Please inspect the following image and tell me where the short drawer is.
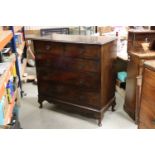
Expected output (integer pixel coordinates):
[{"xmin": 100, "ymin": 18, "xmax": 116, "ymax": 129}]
[
  {"xmin": 64, "ymin": 43, "xmax": 100, "ymax": 59},
  {"xmin": 37, "ymin": 70, "xmax": 100, "ymax": 90},
  {"xmin": 34, "ymin": 41, "xmax": 64, "ymax": 56},
  {"xmin": 38, "ymin": 83, "xmax": 100, "ymax": 109},
  {"xmin": 36, "ymin": 56, "xmax": 100, "ymax": 73}
]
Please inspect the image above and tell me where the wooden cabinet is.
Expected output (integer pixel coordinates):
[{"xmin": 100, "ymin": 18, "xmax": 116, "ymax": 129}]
[
  {"xmin": 138, "ymin": 60, "xmax": 155, "ymax": 129},
  {"xmin": 128, "ymin": 30, "xmax": 155, "ymax": 54},
  {"xmin": 124, "ymin": 52, "xmax": 155, "ymax": 123},
  {"xmin": 124, "ymin": 29, "xmax": 155, "ymax": 123},
  {"xmin": 28, "ymin": 34, "xmax": 117, "ymax": 126}
]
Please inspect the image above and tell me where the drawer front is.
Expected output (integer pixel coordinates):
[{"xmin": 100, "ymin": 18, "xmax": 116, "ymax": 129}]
[
  {"xmin": 38, "ymin": 83, "xmax": 100, "ymax": 109},
  {"xmin": 36, "ymin": 56, "xmax": 100, "ymax": 73},
  {"xmin": 143, "ymin": 68, "xmax": 155, "ymax": 86},
  {"xmin": 34, "ymin": 41, "xmax": 64, "ymax": 56},
  {"xmin": 37, "ymin": 70, "xmax": 100, "ymax": 90},
  {"xmin": 139, "ymin": 99, "xmax": 155, "ymax": 129},
  {"xmin": 64, "ymin": 44, "xmax": 100, "ymax": 59},
  {"xmin": 139, "ymin": 68, "xmax": 155, "ymax": 128}
]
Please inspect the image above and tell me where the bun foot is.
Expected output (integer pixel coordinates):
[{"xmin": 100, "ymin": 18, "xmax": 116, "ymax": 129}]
[
  {"xmin": 39, "ymin": 103, "xmax": 43, "ymax": 109},
  {"xmin": 98, "ymin": 120, "xmax": 102, "ymax": 127},
  {"xmin": 111, "ymin": 100, "xmax": 116, "ymax": 112},
  {"xmin": 38, "ymin": 98, "xmax": 43, "ymax": 109}
]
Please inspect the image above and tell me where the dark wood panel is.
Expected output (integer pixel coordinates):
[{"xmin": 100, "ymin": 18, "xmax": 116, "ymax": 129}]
[
  {"xmin": 124, "ymin": 56, "xmax": 139, "ymax": 120},
  {"xmin": 64, "ymin": 44, "xmax": 100, "ymax": 59},
  {"xmin": 36, "ymin": 55, "xmax": 100, "ymax": 73},
  {"xmin": 101, "ymin": 41, "xmax": 117, "ymax": 107},
  {"xmin": 37, "ymin": 70, "xmax": 100, "ymax": 90},
  {"xmin": 34, "ymin": 41, "xmax": 64, "ymax": 56},
  {"xmin": 38, "ymin": 83, "xmax": 100, "ymax": 109}
]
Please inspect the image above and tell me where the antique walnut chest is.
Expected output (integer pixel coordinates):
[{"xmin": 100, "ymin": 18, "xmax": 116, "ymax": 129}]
[{"xmin": 26, "ymin": 34, "xmax": 117, "ymax": 126}]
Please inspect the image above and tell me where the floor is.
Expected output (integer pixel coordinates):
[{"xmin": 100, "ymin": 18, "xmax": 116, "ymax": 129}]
[{"xmin": 19, "ymin": 67, "xmax": 137, "ymax": 129}]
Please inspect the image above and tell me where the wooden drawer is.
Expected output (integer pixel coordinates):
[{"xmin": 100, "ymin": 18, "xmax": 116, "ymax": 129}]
[
  {"xmin": 64, "ymin": 43, "xmax": 100, "ymax": 59},
  {"xmin": 139, "ymin": 98, "xmax": 155, "ymax": 129},
  {"xmin": 143, "ymin": 68, "xmax": 155, "ymax": 86},
  {"xmin": 37, "ymin": 70, "xmax": 100, "ymax": 90},
  {"xmin": 34, "ymin": 41, "xmax": 64, "ymax": 56},
  {"xmin": 141, "ymin": 83, "xmax": 155, "ymax": 107},
  {"xmin": 36, "ymin": 56, "xmax": 100, "ymax": 73},
  {"xmin": 38, "ymin": 83, "xmax": 100, "ymax": 109}
]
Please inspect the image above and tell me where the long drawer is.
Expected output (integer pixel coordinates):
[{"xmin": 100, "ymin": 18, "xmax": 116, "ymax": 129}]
[
  {"xmin": 36, "ymin": 56, "xmax": 100, "ymax": 73},
  {"xmin": 37, "ymin": 70, "xmax": 100, "ymax": 90},
  {"xmin": 38, "ymin": 83, "xmax": 100, "ymax": 109},
  {"xmin": 34, "ymin": 41, "xmax": 101, "ymax": 60}
]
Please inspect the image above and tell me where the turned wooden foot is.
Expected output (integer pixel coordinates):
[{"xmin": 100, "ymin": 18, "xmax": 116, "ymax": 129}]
[
  {"xmin": 111, "ymin": 99, "xmax": 116, "ymax": 112},
  {"xmin": 39, "ymin": 103, "xmax": 43, "ymax": 109},
  {"xmin": 38, "ymin": 97, "xmax": 43, "ymax": 109},
  {"xmin": 98, "ymin": 119, "xmax": 102, "ymax": 127}
]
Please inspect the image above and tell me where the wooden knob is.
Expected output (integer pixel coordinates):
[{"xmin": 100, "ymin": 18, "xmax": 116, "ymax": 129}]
[
  {"xmin": 79, "ymin": 64, "xmax": 84, "ymax": 69},
  {"xmin": 79, "ymin": 80, "xmax": 83, "ymax": 85},
  {"xmin": 79, "ymin": 48, "xmax": 85, "ymax": 54},
  {"xmin": 46, "ymin": 45, "xmax": 51, "ymax": 50},
  {"xmin": 79, "ymin": 95, "xmax": 85, "ymax": 100}
]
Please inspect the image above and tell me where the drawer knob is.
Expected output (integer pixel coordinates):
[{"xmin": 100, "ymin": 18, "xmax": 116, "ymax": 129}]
[
  {"xmin": 46, "ymin": 45, "xmax": 51, "ymax": 50},
  {"xmin": 152, "ymin": 120, "xmax": 155, "ymax": 125},
  {"xmin": 79, "ymin": 96, "xmax": 85, "ymax": 100},
  {"xmin": 79, "ymin": 80, "xmax": 83, "ymax": 85},
  {"xmin": 79, "ymin": 64, "xmax": 85, "ymax": 69},
  {"xmin": 79, "ymin": 48, "xmax": 85, "ymax": 54}
]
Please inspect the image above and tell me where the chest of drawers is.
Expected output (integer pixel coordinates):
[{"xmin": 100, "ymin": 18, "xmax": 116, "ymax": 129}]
[
  {"xmin": 138, "ymin": 60, "xmax": 155, "ymax": 129},
  {"xmin": 30, "ymin": 34, "xmax": 117, "ymax": 126}
]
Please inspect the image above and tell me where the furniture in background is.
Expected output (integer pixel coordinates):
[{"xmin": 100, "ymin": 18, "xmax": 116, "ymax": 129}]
[
  {"xmin": 124, "ymin": 30, "xmax": 155, "ymax": 123},
  {"xmin": 26, "ymin": 34, "xmax": 117, "ymax": 126},
  {"xmin": 138, "ymin": 60, "xmax": 155, "ymax": 129},
  {"xmin": 127, "ymin": 29, "xmax": 155, "ymax": 54},
  {"xmin": 40, "ymin": 28, "xmax": 69, "ymax": 36},
  {"xmin": 124, "ymin": 52, "xmax": 155, "ymax": 123},
  {"xmin": 115, "ymin": 56, "xmax": 128, "ymax": 98},
  {"xmin": 0, "ymin": 30, "xmax": 20, "ymax": 128}
]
